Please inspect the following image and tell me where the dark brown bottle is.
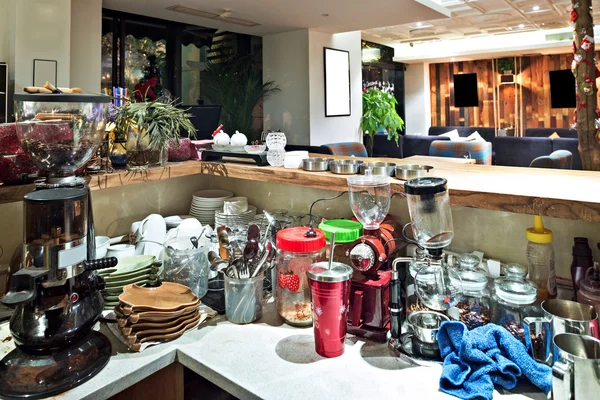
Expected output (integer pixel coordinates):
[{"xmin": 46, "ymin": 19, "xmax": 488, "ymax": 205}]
[{"xmin": 571, "ymin": 237, "xmax": 593, "ymax": 301}]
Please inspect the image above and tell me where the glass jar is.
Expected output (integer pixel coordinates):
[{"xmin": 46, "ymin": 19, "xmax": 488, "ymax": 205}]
[
  {"xmin": 491, "ymin": 264, "xmax": 539, "ymax": 344},
  {"xmin": 163, "ymin": 237, "xmax": 209, "ymax": 298},
  {"xmin": 265, "ymin": 131, "xmax": 287, "ymax": 149},
  {"xmin": 449, "ymin": 254, "xmax": 491, "ymax": 329},
  {"xmin": 148, "ymin": 147, "xmax": 168, "ymax": 167},
  {"xmin": 168, "ymin": 138, "xmax": 192, "ymax": 162},
  {"xmin": 275, "ymin": 227, "xmax": 326, "ymax": 326},
  {"xmin": 318, "ymin": 219, "xmax": 363, "ymax": 266},
  {"xmin": 126, "ymin": 125, "xmax": 150, "ymax": 170}
]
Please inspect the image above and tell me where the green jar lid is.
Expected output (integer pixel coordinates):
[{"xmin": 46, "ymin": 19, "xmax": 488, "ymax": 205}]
[{"xmin": 318, "ymin": 219, "xmax": 363, "ymax": 243}]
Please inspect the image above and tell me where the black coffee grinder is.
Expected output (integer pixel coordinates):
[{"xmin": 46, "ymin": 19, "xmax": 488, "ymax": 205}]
[{"xmin": 0, "ymin": 94, "xmax": 117, "ymax": 399}]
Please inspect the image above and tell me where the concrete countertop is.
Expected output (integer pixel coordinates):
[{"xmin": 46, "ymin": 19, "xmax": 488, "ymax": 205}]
[{"xmin": 0, "ymin": 302, "xmax": 546, "ymax": 400}]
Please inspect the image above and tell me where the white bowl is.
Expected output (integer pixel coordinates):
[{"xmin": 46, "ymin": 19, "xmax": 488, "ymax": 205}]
[
  {"xmin": 106, "ymin": 244, "xmax": 136, "ymax": 260},
  {"xmin": 245, "ymin": 145, "xmax": 266, "ymax": 154},
  {"xmin": 95, "ymin": 236, "xmax": 110, "ymax": 259}
]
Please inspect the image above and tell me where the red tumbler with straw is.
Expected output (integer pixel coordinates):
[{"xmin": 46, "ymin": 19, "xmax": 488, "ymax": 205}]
[{"xmin": 307, "ymin": 233, "xmax": 353, "ymax": 358}]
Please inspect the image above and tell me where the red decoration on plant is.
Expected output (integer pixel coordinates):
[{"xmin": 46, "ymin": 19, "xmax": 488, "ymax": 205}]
[
  {"xmin": 578, "ymin": 102, "xmax": 588, "ymax": 109},
  {"xmin": 571, "ymin": 9, "xmax": 579, "ymax": 23},
  {"xmin": 581, "ymin": 35, "xmax": 594, "ymax": 52},
  {"xmin": 572, "ymin": 40, "xmax": 577, "ymax": 53}
]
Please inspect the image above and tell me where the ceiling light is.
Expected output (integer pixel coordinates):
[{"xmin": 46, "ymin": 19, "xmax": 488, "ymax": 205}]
[
  {"xmin": 533, "ymin": 6, "xmax": 540, "ymax": 11},
  {"xmin": 416, "ymin": 22, "xmax": 422, "ymax": 27},
  {"xmin": 451, "ymin": 57, "xmax": 456, "ymax": 61},
  {"xmin": 322, "ymin": 13, "xmax": 329, "ymax": 17},
  {"xmin": 518, "ymin": 24, "xmax": 525, "ymax": 28},
  {"xmin": 507, "ymin": 27, "xmax": 513, "ymax": 31}
]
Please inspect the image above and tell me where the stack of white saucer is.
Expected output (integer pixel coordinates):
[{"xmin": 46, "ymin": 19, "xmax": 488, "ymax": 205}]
[
  {"xmin": 214, "ymin": 196, "xmax": 257, "ymax": 228},
  {"xmin": 189, "ymin": 189, "xmax": 233, "ymax": 226}
]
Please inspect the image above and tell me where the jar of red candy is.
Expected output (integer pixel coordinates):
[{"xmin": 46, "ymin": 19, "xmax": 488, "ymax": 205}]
[
  {"xmin": 0, "ymin": 123, "xmax": 22, "ymax": 154},
  {"xmin": 275, "ymin": 227, "xmax": 326, "ymax": 326},
  {"xmin": 168, "ymin": 138, "xmax": 192, "ymax": 162},
  {"xmin": 0, "ymin": 154, "xmax": 40, "ymax": 185}
]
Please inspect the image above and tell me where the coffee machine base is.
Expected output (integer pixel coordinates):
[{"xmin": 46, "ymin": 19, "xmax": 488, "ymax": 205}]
[
  {"xmin": 347, "ymin": 323, "xmax": 390, "ymax": 342},
  {"xmin": 0, "ymin": 331, "xmax": 111, "ymax": 399}
]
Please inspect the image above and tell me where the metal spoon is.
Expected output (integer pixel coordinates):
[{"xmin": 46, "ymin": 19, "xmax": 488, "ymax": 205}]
[
  {"xmin": 190, "ymin": 236, "xmax": 199, "ymax": 249},
  {"xmin": 207, "ymin": 251, "xmax": 220, "ymax": 265},
  {"xmin": 210, "ymin": 259, "xmax": 230, "ymax": 273}
]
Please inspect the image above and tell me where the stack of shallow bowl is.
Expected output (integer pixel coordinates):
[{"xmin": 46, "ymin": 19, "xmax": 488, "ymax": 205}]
[
  {"xmin": 115, "ymin": 282, "xmax": 201, "ymax": 351},
  {"xmin": 99, "ymin": 255, "xmax": 159, "ymax": 310},
  {"xmin": 214, "ymin": 206, "xmax": 257, "ymax": 228},
  {"xmin": 189, "ymin": 189, "xmax": 233, "ymax": 226}
]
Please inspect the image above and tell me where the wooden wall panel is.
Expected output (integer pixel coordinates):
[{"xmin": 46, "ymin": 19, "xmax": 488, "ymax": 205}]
[{"xmin": 430, "ymin": 53, "xmax": 600, "ymax": 133}]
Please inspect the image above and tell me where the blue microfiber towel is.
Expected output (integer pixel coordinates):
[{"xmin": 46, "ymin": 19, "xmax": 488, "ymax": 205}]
[{"xmin": 437, "ymin": 321, "xmax": 551, "ymax": 400}]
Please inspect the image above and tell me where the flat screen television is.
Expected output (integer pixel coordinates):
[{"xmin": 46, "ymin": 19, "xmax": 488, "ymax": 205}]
[
  {"xmin": 549, "ymin": 70, "xmax": 576, "ymax": 108},
  {"xmin": 453, "ymin": 73, "xmax": 479, "ymax": 107}
]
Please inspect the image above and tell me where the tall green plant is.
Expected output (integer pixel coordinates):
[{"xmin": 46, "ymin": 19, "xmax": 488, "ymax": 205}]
[
  {"xmin": 361, "ymin": 89, "xmax": 404, "ymax": 156},
  {"xmin": 201, "ymin": 55, "xmax": 280, "ymax": 141}
]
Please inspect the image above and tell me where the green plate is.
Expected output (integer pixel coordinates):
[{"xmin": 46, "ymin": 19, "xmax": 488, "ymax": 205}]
[
  {"xmin": 103, "ymin": 275, "xmax": 159, "ymax": 288},
  {"xmin": 102, "ymin": 266, "xmax": 159, "ymax": 283},
  {"xmin": 98, "ymin": 255, "xmax": 156, "ymax": 277}
]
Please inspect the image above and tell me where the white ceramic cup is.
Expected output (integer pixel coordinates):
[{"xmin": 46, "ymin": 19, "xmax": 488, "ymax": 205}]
[
  {"xmin": 130, "ymin": 221, "xmax": 142, "ymax": 244},
  {"xmin": 94, "ymin": 236, "xmax": 110, "ymax": 259},
  {"xmin": 106, "ymin": 244, "xmax": 136, "ymax": 260}
]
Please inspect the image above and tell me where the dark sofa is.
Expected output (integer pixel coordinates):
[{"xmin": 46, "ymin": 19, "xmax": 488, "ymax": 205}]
[
  {"xmin": 525, "ymin": 128, "xmax": 578, "ymax": 139},
  {"xmin": 492, "ymin": 137, "xmax": 553, "ymax": 167}
]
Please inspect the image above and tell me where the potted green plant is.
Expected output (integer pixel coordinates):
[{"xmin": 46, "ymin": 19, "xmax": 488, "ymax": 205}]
[
  {"xmin": 497, "ymin": 58, "xmax": 514, "ymax": 75},
  {"xmin": 200, "ymin": 53, "xmax": 280, "ymax": 142},
  {"xmin": 361, "ymin": 89, "xmax": 404, "ymax": 156},
  {"xmin": 115, "ymin": 99, "xmax": 196, "ymax": 170}
]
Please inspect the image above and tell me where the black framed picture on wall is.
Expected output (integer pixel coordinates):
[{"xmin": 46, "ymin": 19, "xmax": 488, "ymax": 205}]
[{"xmin": 324, "ymin": 47, "xmax": 351, "ymax": 117}]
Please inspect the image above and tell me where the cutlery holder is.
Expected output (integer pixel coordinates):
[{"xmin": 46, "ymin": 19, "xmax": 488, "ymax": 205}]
[{"xmin": 224, "ymin": 274, "xmax": 264, "ymax": 324}]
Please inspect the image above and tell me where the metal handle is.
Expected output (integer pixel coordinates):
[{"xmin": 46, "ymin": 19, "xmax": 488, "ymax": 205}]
[
  {"xmin": 552, "ymin": 358, "xmax": 573, "ymax": 400},
  {"xmin": 84, "ymin": 257, "xmax": 118, "ymax": 271}
]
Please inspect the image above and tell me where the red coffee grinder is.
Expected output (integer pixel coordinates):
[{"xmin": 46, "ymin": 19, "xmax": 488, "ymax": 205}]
[{"xmin": 345, "ymin": 175, "xmax": 401, "ymax": 341}]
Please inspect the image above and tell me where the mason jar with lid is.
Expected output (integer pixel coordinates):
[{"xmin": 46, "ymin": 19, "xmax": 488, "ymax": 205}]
[
  {"xmin": 491, "ymin": 263, "xmax": 539, "ymax": 344},
  {"xmin": 275, "ymin": 227, "xmax": 326, "ymax": 326},
  {"xmin": 318, "ymin": 219, "xmax": 363, "ymax": 266},
  {"xmin": 449, "ymin": 254, "xmax": 491, "ymax": 329}
]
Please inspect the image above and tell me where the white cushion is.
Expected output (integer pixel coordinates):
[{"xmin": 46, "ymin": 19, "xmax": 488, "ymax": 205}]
[
  {"xmin": 438, "ymin": 129, "xmax": 460, "ymax": 141},
  {"xmin": 466, "ymin": 131, "xmax": 486, "ymax": 142}
]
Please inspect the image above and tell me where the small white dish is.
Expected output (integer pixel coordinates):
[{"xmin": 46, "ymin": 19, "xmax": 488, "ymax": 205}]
[
  {"xmin": 244, "ymin": 145, "xmax": 266, "ymax": 154},
  {"xmin": 177, "ymin": 218, "xmax": 203, "ymax": 238},
  {"xmin": 106, "ymin": 244, "xmax": 136, "ymax": 260},
  {"xmin": 95, "ymin": 236, "xmax": 110, "ymax": 259}
]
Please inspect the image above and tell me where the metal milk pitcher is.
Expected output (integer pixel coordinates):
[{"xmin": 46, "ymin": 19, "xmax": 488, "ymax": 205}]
[
  {"xmin": 524, "ymin": 299, "xmax": 600, "ymax": 365},
  {"xmin": 552, "ymin": 333, "xmax": 600, "ymax": 400}
]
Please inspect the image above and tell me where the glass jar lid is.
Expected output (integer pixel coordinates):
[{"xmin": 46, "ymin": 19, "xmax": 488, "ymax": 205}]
[
  {"xmin": 346, "ymin": 175, "xmax": 390, "ymax": 187},
  {"xmin": 494, "ymin": 264, "xmax": 537, "ymax": 304},
  {"xmin": 307, "ymin": 261, "xmax": 353, "ymax": 282},
  {"xmin": 450, "ymin": 254, "xmax": 488, "ymax": 292},
  {"xmin": 276, "ymin": 227, "xmax": 325, "ymax": 253},
  {"xmin": 318, "ymin": 219, "xmax": 363, "ymax": 243}
]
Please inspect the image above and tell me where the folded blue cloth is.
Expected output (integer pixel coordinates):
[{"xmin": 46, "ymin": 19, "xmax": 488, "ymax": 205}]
[{"xmin": 438, "ymin": 321, "xmax": 551, "ymax": 400}]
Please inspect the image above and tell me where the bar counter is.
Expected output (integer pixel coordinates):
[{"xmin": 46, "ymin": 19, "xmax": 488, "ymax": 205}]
[
  {"xmin": 0, "ymin": 302, "xmax": 546, "ymax": 400},
  {"xmin": 1, "ymin": 155, "xmax": 599, "ymax": 222}
]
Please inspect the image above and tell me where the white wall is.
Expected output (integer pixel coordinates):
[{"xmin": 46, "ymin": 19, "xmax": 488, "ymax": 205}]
[
  {"xmin": 13, "ymin": 0, "xmax": 71, "ymax": 93},
  {"xmin": 308, "ymin": 30, "xmax": 362, "ymax": 146},
  {"xmin": 404, "ymin": 63, "xmax": 431, "ymax": 135},
  {"xmin": 70, "ymin": 0, "xmax": 101, "ymax": 92},
  {"xmin": 262, "ymin": 29, "xmax": 310, "ymax": 145}
]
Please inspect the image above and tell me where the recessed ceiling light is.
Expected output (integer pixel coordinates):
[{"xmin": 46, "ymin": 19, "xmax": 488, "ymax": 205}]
[
  {"xmin": 533, "ymin": 6, "xmax": 540, "ymax": 11},
  {"xmin": 416, "ymin": 22, "xmax": 422, "ymax": 27},
  {"xmin": 518, "ymin": 24, "xmax": 525, "ymax": 28},
  {"xmin": 322, "ymin": 13, "xmax": 329, "ymax": 17},
  {"xmin": 451, "ymin": 57, "xmax": 456, "ymax": 61}
]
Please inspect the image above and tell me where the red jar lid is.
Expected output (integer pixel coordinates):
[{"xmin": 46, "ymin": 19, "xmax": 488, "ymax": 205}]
[{"xmin": 276, "ymin": 227, "xmax": 326, "ymax": 253}]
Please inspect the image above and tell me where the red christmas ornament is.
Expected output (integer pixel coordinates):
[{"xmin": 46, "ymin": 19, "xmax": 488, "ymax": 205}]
[
  {"xmin": 571, "ymin": 9, "xmax": 579, "ymax": 23},
  {"xmin": 579, "ymin": 101, "xmax": 588, "ymax": 109},
  {"xmin": 581, "ymin": 35, "xmax": 594, "ymax": 52}
]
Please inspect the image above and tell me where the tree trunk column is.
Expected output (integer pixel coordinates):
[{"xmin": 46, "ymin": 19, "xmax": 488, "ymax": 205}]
[{"xmin": 573, "ymin": 0, "xmax": 600, "ymax": 170}]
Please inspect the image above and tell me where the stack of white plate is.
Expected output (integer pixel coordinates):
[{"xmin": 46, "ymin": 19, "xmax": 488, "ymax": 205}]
[
  {"xmin": 189, "ymin": 189, "xmax": 233, "ymax": 226},
  {"xmin": 214, "ymin": 206, "xmax": 257, "ymax": 228}
]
